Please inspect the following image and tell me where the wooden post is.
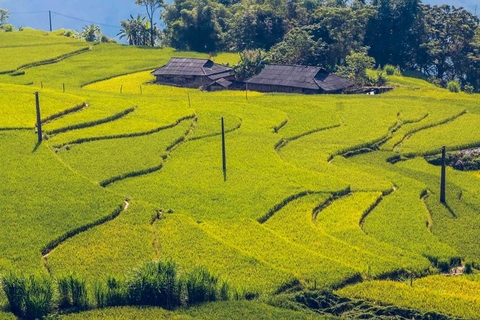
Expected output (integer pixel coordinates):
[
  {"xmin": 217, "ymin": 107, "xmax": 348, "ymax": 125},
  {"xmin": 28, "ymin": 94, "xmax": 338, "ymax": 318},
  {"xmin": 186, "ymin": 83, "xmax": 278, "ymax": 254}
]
[
  {"xmin": 187, "ymin": 93, "xmax": 191, "ymax": 108},
  {"xmin": 410, "ymin": 273, "xmax": 413, "ymax": 286},
  {"xmin": 34, "ymin": 92, "xmax": 42, "ymax": 143},
  {"xmin": 140, "ymin": 85, "xmax": 143, "ymax": 94},
  {"xmin": 63, "ymin": 83, "xmax": 65, "ymax": 93},
  {"xmin": 221, "ymin": 117, "xmax": 227, "ymax": 182},
  {"xmin": 245, "ymin": 83, "xmax": 248, "ymax": 100},
  {"xmin": 41, "ymin": 81, "xmax": 44, "ymax": 89},
  {"xmin": 440, "ymin": 146, "xmax": 446, "ymax": 203},
  {"xmin": 120, "ymin": 85, "xmax": 123, "ymax": 94}
]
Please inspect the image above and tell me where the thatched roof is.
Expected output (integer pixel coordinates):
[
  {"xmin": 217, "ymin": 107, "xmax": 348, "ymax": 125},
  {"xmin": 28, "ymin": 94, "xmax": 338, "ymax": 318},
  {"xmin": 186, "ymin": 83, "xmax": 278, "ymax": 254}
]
[
  {"xmin": 245, "ymin": 65, "xmax": 353, "ymax": 92},
  {"xmin": 152, "ymin": 58, "xmax": 231, "ymax": 77}
]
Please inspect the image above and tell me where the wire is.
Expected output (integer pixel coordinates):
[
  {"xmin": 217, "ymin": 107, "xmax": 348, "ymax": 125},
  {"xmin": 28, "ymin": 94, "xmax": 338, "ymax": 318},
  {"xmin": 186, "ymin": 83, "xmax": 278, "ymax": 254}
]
[
  {"xmin": 9, "ymin": 11, "xmax": 50, "ymax": 15},
  {"xmin": 50, "ymin": 11, "xmax": 119, "ymax": 29}
]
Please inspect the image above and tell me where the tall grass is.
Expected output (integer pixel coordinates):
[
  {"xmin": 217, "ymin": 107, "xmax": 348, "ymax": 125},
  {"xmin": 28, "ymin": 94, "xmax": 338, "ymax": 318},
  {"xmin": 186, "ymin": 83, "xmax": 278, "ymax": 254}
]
[
  {"xmin": 57, "ymin": 274, "xmax": 88, "ymax": 310},
  {"xmin": 127, "ymin": 260, "xmax": 181, "ymax": 309},
  {"xmin": 2, "ymin": 273, "xmax": 53, "ymax": 319}
]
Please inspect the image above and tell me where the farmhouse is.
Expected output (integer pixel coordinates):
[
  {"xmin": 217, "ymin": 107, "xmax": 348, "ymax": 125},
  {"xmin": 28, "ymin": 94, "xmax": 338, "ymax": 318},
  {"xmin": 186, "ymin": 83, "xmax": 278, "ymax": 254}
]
[
  {"xmin": 152, "ymin": 57, "xmax": 234, "ymax": 89},
  {"xmin": 245, "ymin": 65, "xmax": 353, "ymax": 94}
]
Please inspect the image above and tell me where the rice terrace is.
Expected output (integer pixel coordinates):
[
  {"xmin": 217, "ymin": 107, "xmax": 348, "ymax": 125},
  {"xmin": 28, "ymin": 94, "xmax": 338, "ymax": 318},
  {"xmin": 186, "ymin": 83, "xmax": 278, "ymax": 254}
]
[{"xmin": 1, "ymin": 26, "xmax": 480, "ymax": 319}]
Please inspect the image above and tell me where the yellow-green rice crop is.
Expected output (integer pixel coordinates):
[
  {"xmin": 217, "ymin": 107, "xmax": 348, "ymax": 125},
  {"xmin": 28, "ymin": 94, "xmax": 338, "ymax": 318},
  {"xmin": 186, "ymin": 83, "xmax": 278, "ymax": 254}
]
[
  {"xmin": 0, "ymin": 29, "xmax": 89, "ymax": 73},
  {"xmin": 336, "ymin": 276, "xmax": 480, "ymax": 319}
]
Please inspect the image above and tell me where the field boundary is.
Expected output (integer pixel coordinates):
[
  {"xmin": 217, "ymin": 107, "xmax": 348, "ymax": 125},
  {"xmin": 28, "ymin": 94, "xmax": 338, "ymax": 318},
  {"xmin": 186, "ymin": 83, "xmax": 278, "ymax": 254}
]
[
  {"xmin": 392, "ymin": 109, "xmax": 467, "ymax": 151},
  {"xmin": 41, "ymin": 201, "xmax": 126, "ymax": 257},
  {"xmin": 16, "ymin": 46, "xmax": 93, "ymax": 72},
  {"xmin": 100, "ymin": 116, "xmax": 198, "ymax": 187},
  {"xmin": 53, "ymin": 114, "xmax": 195, "ymax": 149},
  {"xmin": 275, "ymin": 123, "xmax": 342, "ymax": 152},
  {"xmin": 46, "ymin": 107, "xmax": 135, "ymax": 136},
  {"xmin": 258, "ymin": 186, "xmax": 351, "ymax": 224},
  {"xmin": 188, "ymin": 118, "xmax": 243, "ymax": 141},
  {"xmin": 41, "ymin": 103, "xmax": 89, "ymax": 124},
  {"xmin": 80, "ymin": 67, "xmax": 157, "ymax": 88}
]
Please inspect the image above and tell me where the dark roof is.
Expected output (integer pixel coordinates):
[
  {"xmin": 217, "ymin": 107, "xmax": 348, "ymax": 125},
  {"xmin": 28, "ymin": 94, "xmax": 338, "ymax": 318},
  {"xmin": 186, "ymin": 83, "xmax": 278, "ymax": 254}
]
[
  {"xmin": 152, "ymin": 58, "xmax": 231, "ymax": 77},
  {"xmin": 245, "ymin": 65, "xmax": 353, "ymax": 92},
  {"xmin": 213, "ymin": 78, "xmax": 232, "ymax": 88},
  {"xmin": 314, "ymin": 71, "xmax": 354, "ymax": 92}
]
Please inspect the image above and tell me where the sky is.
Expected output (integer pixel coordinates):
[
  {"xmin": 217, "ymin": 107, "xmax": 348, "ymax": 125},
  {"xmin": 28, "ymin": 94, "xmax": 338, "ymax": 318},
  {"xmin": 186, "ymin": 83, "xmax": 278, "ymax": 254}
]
[{"xmin": 0, "ymin": 0, "xmax": 479, "ymax": 41}]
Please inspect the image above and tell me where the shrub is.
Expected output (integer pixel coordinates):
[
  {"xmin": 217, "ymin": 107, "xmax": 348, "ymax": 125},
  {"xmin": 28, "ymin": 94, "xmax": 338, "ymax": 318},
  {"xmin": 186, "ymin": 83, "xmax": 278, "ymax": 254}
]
[
  {"xmin": 57, "ymin": 274, "xmax": 88, "ymax": 310},
  {"xmin": 127, "ymin": 260, "xmax": 182, "ymax": 309},
  {"xmin": 94, "ymin": 277, "xmax": 128, "ymax": 308},
  {"xmin": 384, "ymin": 64, "xmax": 401, "ymax": 76},
  {"xmin": 184, "ymin": 266, "xmax": 220, "ymax": 304},
  {"xmin": 463, "ymin": 84, "xmax": 474, "ymax": 94},
  {"xmin": 23, "ymin": 275, "xmax": 54, "ymax": 320},
  {"xmin": 2, "ymin": 273, "xmax": 54, "ymax": 319},
  {"xmin": 447, "ymin": 80, "xmax": 460, "ymax": 93},
  {"xmin": 2, "ymin": 24, "xmax": 14, "ymax": 32},
  {"xmin": 2, "ymin": 272, "xmax": 26, "ymax": 316}
]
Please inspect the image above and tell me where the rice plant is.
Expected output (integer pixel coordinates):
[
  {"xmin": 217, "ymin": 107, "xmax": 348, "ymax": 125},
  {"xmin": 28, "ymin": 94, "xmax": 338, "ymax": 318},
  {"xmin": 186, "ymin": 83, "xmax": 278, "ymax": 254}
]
[
  {"xmin": 184, "ymin": 266, "xmax": 220, "ymax": 304},
  {"xmin": 57, "ymin": 274, "xmax": 88, "ymax": 310}
]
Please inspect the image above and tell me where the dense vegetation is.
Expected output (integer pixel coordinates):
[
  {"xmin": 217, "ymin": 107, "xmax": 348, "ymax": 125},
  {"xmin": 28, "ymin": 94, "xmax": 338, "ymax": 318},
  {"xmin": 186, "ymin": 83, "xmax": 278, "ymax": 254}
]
[{"xmin": 0, "ymin": 28, "xmax": 479, "ymax": 319}]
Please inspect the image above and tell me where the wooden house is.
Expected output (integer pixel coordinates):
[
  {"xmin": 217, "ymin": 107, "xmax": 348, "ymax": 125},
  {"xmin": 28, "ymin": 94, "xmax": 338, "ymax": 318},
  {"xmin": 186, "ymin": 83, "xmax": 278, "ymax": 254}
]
[
  {"xmin": 152, "ymin": 58, "xmax": 234, "ymax": 89},
  {"xmin": 245, "ymin": 65, "xmax": 353, "ymax": 94}
]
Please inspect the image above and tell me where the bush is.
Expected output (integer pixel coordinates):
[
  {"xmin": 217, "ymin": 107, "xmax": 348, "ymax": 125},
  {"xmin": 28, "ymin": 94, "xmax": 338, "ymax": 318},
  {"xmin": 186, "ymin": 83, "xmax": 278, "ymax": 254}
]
[
  {"xmin": 127, "ymin": 260, "xmax": 182, "ymax": 309},
  {"xmin": 464, "ymin": 84, "xmax": 474, "ymax": 94},
  {"xmin": 57, "ymin": 274, "xmax": 88, "ymax": 310},
  {"xmin": 94, "ymin": 277, "xmax": 128, "ymax": 308},
  {"xmin": 185, "ymin": 266, "xmax": 220, "ymax": 304},
  {"xmin": 2, "ymin": 23, "xmax": 14, "ymax": 32},
  {"xmin": 2, "ymin": 272, "xmax": 26, "ymax": 316},
  {"xmin": 23, "ymin": 275, "xmax": 54, "ymax": 320},
  {"xmin": 447, "ymin": 80, "xmax": 460, "ymax": 93},
  {"xmin": 2, "ymin": 273, "xmax": 53, "ymax": 319},
  {"xmin": 384, "ymin": 64, "xmax": 401, "ymax": 76}
]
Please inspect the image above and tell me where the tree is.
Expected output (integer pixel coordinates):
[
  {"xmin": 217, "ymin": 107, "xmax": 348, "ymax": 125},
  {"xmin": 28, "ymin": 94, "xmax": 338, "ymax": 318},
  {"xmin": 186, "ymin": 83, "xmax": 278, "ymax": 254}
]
[
  {"xmin": 420, "ymin": 5, "xmax": 479, "ymax": 83},
  {"xmin": 232, "ymin": 50, "xmax": 267, "ymax": 80},
  {"xmin": 0, "ymin": 8, "xmax": 9, "ymax": 29},
  {"xmin": 118, "ymin": 14, "xmax": 157, "ymax": 46},
  {"xmin": 268, "ymin": 27, "xmax": 327, "ymax": 66},
  {"xmin": 337, "ymin": 51, "xmax": 375, "ymax": 85},
  {"xmin": 163, "ymin": 0, "xmax": 228, "ymax": 52},
  {"xmin": 81, "ymin": 24, "xmax": 101, "ymax": 42},
  {"xmin": 365, "ymin": 0, "xmax": 423, "ymax": 69},
  {"xmin": 135, "ymin": 0, "xmax": 164, "ymax": 47}
]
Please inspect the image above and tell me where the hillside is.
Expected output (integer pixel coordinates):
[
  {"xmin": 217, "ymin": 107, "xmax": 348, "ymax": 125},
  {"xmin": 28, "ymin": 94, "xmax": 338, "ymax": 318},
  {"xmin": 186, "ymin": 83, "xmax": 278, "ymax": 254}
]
[{"xmin": 0, "ymin": 30, "xmax": 479, "ymax": 319}]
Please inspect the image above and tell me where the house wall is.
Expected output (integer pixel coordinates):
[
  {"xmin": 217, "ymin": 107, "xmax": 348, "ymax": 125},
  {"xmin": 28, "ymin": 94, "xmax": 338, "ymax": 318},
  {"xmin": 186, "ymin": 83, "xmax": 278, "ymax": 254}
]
[
  {"xmin": 155, "ymin": 75, "xmax": 211, "ymax": 88},
  {"xmin": 247, "ymin": 83, "xmax": 319, "ymax": 94}
]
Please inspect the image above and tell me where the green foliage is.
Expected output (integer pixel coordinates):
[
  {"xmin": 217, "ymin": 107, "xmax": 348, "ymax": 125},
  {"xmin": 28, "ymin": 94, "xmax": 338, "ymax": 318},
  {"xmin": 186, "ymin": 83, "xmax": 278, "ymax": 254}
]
[
  {"xmin": 57, "ymin": 274, "xmax": 88, "ymax": 310},
  {"xmin": 127, "ymin": 260, "xmax": 181, "ymax": 309},
  {"xmin": 0, "ymin": 8, "xmax": 9, "ymax": 29},
  {"xmin": 337, "ymin": 51, "xmax": 375, "ymax": 85},
  {"xmin": 232, "ymin": 50, "xmax": 266, "ymax": 81},
  {"xmin": 447, "ymin": 80, "xmax": 461, "ymax": 93},
  {"xmin": 81, "ymin": 24, "xmax": 101, "ymax": 42},
  {"xmin": 384, "ymin": 64, "xmax": 401, "ymax": 76},
  {"xmin": 184, "ymin": 267, "xmax": 224, "ymax": 304},
  {"xmin": 2, "ymin": 273, "xmax": 53, "ymax": 319}
]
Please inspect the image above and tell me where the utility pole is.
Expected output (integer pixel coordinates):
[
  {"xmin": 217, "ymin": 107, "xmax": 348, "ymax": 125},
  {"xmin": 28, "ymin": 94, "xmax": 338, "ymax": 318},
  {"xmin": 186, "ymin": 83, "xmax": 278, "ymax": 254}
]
[
  {"xmin": 49, "ymin": 11, "xmax": 52, "ymax": 32},
  {"xmin": 221, "ymin": 117, "xmax": 227, "ymax": 182},
  {"xmin": 35, "ymin": 92, "xmax": 43, "ymax": 143},
  {"xmin": 440, "ymin": 146, "xmax": 446, "ymax": 203}
]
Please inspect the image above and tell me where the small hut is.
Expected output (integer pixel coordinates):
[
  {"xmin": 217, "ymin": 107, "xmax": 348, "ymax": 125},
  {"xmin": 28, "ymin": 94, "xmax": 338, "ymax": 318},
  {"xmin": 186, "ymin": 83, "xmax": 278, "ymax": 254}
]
[
  {"xmin": 152, "ymin": 58, "xmax": 234, "ymax": 89},
  {"xmin": 245, "ymin": 65, "xmax": 353, "ymax": 94}
]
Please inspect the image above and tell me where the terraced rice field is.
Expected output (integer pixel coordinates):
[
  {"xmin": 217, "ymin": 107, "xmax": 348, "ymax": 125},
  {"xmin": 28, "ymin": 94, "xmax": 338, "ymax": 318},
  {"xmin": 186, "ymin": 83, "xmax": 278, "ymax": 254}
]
[{"xmin": 1, "ymin": 30, "xmax": 480, "ymax": 319}]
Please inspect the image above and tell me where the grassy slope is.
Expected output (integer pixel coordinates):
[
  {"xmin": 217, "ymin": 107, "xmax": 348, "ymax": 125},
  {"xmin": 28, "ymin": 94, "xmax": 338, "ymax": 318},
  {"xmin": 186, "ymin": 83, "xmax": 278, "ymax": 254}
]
[{"xmin": 1, "ymin": 30, "xmax": 480, "ymax": 318}]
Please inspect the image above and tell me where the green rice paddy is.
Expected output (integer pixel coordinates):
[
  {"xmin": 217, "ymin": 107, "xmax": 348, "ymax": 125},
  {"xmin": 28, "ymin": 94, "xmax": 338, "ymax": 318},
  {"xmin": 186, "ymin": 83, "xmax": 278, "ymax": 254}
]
[{"xmin": 1, "ymin": 29, "xmax": 480, "ymax": 319}]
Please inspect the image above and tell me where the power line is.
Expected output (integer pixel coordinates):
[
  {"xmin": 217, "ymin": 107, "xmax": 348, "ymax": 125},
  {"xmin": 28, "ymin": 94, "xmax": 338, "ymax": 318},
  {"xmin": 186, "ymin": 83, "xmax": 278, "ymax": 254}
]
[
  {"xmin": 9, "ymin": 11, "xmax": 49, "ymax": 15},
  {"xmin": 50, "ymin": 11, "xmax": 119, "ymax": 29}
]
